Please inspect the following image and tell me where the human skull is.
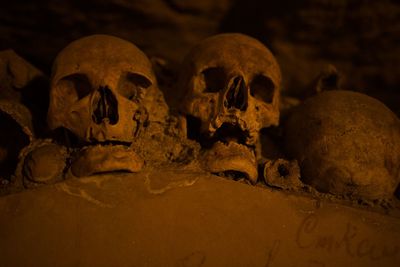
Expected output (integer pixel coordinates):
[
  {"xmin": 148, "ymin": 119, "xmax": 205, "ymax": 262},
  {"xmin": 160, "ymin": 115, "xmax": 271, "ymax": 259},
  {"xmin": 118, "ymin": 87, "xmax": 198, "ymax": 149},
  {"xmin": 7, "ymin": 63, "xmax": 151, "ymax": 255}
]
[
  {"xmin": 285, "ymin": 90, "xmax": 400, "ymax": 201},
  {"xmin": 178, "ymin": 33, "xmax": 281, "ymax": 183},
  {"xmin": 179, "ymin": 33, "xmax": 281, "ymax": 145},
  {"xmin": 47, "ymin": 35, "xmax": 168, "ymax": 176},
  {"xmin": 48, "ymin": 34, "xmax": 168, "ymax": 144}
]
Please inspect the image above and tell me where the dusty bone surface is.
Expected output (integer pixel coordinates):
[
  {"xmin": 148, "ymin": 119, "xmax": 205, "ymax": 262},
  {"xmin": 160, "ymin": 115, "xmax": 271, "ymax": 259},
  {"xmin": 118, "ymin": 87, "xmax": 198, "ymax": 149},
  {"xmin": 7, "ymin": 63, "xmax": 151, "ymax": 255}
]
[
  {"xmin": 46, "ymin": 34, "xmax": 172, "ymax": 177},
  {"xmin": 12, "ymin": 34, "xmax": 199, "ymax": 184},
  {"xmin": 177, "ymin": 33, "xmax": 281, "ymax": 183},
  {"xmin": 285, "ymin": 90, "xmax": 400, "ymax": 201},
  {"xmin": 48, "ymin": 34, "xmax": 168, "ymax": 141},
  {"xmin": 19, "ymin": 139, "xmax": 68, "ymax": 187},
  {"xmin": 263, "ymin": 158, "xmax": 303, "ymax": 191}
]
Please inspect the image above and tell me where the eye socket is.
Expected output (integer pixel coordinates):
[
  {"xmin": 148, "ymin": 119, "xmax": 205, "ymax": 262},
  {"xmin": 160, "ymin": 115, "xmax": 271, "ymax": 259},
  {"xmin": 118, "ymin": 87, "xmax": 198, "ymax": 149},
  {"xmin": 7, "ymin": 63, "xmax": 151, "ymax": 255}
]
[
  {"xmin": 250, "ymin": 75, "xmax": 275, "ymax": 103},
  {"xmin": 118, "ymin": 72, "xmax": 152, "ymax": 101},
  {"xmin": 57, "ymin": 74, "xmax": 92, "ymax": 101},
  {"xmin": 201, "ymin": 67, "xmax": 227, "ymax": 93}
]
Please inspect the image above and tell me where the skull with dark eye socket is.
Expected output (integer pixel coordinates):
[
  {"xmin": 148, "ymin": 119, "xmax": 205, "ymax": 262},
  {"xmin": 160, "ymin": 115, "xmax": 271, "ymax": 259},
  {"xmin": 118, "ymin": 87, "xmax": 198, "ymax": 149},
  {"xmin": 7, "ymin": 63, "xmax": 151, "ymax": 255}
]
[
  {"xmin": 48, "ymin": 34, "xmax": 167, "ymax": 144},
  {"xmin": 178, "ymin": 33, "xmax": 281, "ymax": 183},
  {"xmin": 118, "ymin": 73, "xmax": 152, "ymax": 103},
  {"xmin": 46, "ymin": 34, "xmax": 168, "ymax": 177}
]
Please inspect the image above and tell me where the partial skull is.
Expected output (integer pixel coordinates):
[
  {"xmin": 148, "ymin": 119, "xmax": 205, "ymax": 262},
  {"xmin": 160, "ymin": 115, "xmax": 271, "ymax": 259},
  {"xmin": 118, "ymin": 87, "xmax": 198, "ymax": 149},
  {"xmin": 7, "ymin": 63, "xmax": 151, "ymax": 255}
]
[
  {"xmin": 263, "ymin": 159, "xmax": 302, "ymax": 191},
  {"xmin": 21, "ymin": 140, "xmax": 68, "ymax": 186},
  {"xmin": 285, "ymin": 90, "xmax": 400, "ymax": 201},
  {"xmin": 178, "ymin": 33, "xmax": 281, "ymax": 183}
]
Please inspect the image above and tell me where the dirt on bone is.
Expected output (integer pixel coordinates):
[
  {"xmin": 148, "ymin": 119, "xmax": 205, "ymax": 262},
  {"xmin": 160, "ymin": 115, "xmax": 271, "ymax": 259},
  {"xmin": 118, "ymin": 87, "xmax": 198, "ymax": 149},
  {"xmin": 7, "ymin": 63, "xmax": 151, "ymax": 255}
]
[
  {"xmin": 0, "ymin": 25, "xmax": 399, "ymax": 216},
  {"xmin": 285, "ymin": 90, "xmax": 400, "ymax": 201},
  {"xmin": 178, "ymin": 33, "xmax": 281, "ymax": 143},
  {"xmin": 47, "ymin": 34, "xmax": 168, "ymax": 144},
  {"xmin": 264, "ymin": 158, "xmax": 303, "ymax": 190}
]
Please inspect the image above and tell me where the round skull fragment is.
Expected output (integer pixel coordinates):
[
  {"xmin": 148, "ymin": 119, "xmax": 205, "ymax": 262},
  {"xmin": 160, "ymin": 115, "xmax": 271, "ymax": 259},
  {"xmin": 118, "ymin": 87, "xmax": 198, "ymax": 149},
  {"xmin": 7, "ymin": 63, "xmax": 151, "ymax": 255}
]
[
  {"xmin": 178, "ymin": 33, "xmax": 281, "ymax": 183},
  {"xmin": 48, "ymin": 34, "xmax": 168, "ymax": 176},
  {"xmin": 263, "ymin": 159, "xmax": 302, "ymax": 190},
  {"xmin": 21, "ymin": 140, "xmax": 68, "ymax": 186},
  {"xmin": 285, "ymin": 90, "xmax": 400, "ymax": 200}
]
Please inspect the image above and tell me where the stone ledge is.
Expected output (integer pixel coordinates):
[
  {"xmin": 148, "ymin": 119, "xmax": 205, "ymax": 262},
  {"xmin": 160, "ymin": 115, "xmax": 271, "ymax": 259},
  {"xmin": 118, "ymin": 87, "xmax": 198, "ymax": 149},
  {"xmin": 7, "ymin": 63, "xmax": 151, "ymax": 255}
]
[{"xmin": 0, "ymin": 170, "xmax": 399, "ymax": 266}]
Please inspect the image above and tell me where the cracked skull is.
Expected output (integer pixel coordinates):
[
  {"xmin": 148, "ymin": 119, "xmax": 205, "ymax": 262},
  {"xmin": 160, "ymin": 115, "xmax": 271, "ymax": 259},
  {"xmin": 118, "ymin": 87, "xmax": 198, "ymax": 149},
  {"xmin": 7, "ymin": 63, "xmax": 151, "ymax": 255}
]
[
  {"xmin": 178, "ymin": 33, "xmax": 281, "ymax": 183},
  {"xmin": 47, "ymin": 34, "xmax": 168, "ymax": 176}
]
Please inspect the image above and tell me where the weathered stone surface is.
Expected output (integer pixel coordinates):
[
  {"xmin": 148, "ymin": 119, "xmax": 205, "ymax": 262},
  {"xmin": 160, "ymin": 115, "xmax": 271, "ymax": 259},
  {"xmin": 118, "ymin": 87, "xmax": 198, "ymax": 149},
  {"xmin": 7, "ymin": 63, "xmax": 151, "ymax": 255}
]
[
  {"xmin": 1, "ymin": 0, "xmax": 399, "ymax": 105},
  {"xmin": 0, "ymin": 50, "xmax": 48, "ymax": 135},
  {"xmin": 0, "ymin": 0, "xmax": 232, "ymax": 71},
  {"xmin": 0, "ymin": 171, "xmax": 399, "ymax": 266},
  {"xmin": 0, "ymin": 3, "xmax": 399, "ymax": 265},
  {"xmin": 221, "ymin": 0, "xmax": 400, "ymax": 99}
]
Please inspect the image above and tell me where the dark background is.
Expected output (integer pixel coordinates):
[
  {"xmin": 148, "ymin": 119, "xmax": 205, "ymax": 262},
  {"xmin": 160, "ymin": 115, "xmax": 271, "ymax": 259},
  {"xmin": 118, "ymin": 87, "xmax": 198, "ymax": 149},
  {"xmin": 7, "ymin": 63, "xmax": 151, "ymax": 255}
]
[{"xmin": 1, "ymin": 0, "xmax": 399, "ymax": 114}]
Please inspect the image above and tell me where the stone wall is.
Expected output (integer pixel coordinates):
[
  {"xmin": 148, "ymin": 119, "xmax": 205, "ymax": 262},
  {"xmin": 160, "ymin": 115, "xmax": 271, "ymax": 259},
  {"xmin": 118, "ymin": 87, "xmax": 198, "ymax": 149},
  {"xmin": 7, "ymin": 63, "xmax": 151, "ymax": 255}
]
[{"xmin": 1, "ymin": 0, "xmax": 399, "ymax": 112}]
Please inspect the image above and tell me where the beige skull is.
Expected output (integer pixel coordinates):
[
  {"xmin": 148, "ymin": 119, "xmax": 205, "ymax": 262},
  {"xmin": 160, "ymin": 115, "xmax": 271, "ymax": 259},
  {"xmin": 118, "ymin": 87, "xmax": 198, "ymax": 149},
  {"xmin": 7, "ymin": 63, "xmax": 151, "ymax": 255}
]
[
  {"xmin": 48, "ymin": 34, "xmax": 168, "ymax": 143},
  {"xmin": 179, "ymin": 33, "xmax": 281, "ymax": 146},
  {"xmin": 285, "ymin": 90, "xmax": 400, "ymax": 200},
  {"xmin": 178, "ymin": 33, "xmax": 281, "ymax": 183}
]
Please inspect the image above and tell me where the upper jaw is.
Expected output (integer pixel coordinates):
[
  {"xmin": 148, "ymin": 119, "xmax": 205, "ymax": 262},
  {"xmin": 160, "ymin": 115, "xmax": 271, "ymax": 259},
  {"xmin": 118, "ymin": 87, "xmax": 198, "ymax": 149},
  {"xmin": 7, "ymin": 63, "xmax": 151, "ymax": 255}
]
[
  {"xmin": 206, "ymin": 117, "xmax": 258, "ymax": 148},
  {"xmin": 85, "ymin": 124, "xmax": 138, "ymax": 144},
  {"xmin": 57, "ymin": 127, "xmax": 135, "ymax": 149},
  {"xmin": 210, "ymin": 122, "xmax": 251, "ymax": 146}
]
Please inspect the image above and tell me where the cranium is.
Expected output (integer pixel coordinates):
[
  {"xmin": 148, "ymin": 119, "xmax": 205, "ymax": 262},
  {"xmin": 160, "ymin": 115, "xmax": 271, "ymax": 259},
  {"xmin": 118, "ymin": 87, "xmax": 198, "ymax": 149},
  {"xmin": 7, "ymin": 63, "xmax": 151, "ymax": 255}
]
[
  {"xmin": 285, "ymin": 90, "xmax": 400, "ymax": 201},
  {"xmin": 47, "ymin": 34, "xmax": 168, "ymax": 176},
  {"xmin": 178, "ymin": 33, "xmax": 281, "ymax": 183}
]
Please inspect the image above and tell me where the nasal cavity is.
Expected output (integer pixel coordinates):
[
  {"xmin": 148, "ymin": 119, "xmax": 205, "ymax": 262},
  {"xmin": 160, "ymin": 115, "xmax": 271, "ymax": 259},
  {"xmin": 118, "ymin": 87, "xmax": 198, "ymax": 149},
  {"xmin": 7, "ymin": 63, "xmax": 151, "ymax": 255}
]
[
  {"xmin": 92, "ymin": 86, "xmax": 119, "ymax": 125},
  {"xmin": 224, "ymin": 76, "xmax": 247, "ymax": 111}
]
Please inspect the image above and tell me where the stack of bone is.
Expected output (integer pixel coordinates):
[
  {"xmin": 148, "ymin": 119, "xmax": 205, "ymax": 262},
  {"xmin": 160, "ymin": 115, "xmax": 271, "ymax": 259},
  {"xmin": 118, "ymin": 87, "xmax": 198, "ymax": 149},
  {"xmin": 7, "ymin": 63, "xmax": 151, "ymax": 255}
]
[{"xmin": 0, "ymin": 32, "xmax": 399, "ymax": 205}]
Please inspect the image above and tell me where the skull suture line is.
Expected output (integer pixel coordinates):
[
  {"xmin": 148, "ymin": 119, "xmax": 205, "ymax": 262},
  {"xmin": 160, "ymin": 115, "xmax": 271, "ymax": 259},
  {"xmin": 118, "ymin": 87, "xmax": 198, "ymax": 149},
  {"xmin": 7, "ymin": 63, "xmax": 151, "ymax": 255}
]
[
  {"xmin": 178, "ymin": 33, "xmax": 281, "ymax": 183},
  {"xmin": 47, "ymin": 34, "xmax": 168, "ymax": 177}
]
